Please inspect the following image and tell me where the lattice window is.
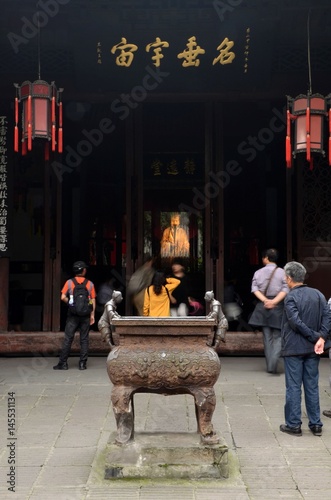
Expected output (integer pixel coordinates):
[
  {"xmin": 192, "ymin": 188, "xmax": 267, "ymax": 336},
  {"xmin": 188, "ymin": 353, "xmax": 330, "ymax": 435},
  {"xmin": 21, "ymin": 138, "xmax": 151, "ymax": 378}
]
[
  {"xmin": 0, "ymin": 47, "xmax": 74, "ymax": 75},
  {"xmin": 272, "ymin": 46, "xmax": 331, "ymax": 72},
  {"xmin": 302, "ymin": 157, "xmax": 331, "ymax": 241}
]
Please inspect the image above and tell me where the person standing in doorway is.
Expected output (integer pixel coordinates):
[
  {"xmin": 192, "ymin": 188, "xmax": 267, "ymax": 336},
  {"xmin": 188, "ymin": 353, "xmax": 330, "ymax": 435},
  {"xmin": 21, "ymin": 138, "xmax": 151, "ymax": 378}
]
[
  {"xmin": 53, "ymin": 261, "xmax": 96, "ymax": 370},
  {"xmin": 143, "ymin": 271, "xmax": 180, "ymax": 317},
  {"xmin": 280, "ymin": 261, "xmax": 331, "ymax": 436},
  {"xmin": 249, "ymin": 248, "xmax": 288, "ymax": 374},
  {"xmin": 170, "ymin": 259, "xmax": 190, "ymax": 316},
  {"xmin": 127, "ymin": 256, "xmax": 155, "ymax": 315}
]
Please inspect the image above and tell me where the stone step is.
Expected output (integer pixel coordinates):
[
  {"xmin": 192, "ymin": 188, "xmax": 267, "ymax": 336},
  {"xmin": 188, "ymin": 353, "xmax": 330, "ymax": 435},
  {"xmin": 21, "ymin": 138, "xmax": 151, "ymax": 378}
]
[{"xmin": 104, "ymin": 431, "xmax": 229, "ymax": 480}]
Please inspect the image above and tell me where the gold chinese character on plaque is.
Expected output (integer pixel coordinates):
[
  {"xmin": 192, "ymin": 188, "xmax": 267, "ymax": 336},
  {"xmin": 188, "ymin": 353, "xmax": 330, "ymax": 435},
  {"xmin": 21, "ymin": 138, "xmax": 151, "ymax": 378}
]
[
  {"xmin": 212, "ymin": 37, "xmax": 235, "ymax": 66},
  {"xmin": 111, "ymin": 37, "xmax": 138, "ymax": 67},
  {"xmin": 177, "ymin": 36, "xmax": 205, "ymax": 67},
  {"xmin": 184, "ymin": 158, "xmax": 196, "ymax": 175},
  {"xmin": 167, "ymin": 159, "xmax": 179, "ymax": 176},
  {"xmin": 151, "ymin": 158, "xmax": 163, "ymax": 176},
  {"xmin": 146, "ymin": 37, "xmax": 169, "ymax": 67}
]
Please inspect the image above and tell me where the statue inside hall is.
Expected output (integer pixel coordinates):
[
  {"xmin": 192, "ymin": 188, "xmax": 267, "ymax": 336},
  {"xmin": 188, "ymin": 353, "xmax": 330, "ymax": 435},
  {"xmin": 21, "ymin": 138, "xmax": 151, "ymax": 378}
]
[{"xmin": 160, "ymin": 213, "xmax": 190, "ymax": 257}]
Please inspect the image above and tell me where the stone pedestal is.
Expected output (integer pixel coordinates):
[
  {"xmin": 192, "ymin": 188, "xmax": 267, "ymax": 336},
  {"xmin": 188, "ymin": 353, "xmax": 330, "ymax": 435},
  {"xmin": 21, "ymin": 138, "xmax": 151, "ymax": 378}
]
[{"xmin": 105, "ymin": 431, "xmax": 229, "ymax": 480}]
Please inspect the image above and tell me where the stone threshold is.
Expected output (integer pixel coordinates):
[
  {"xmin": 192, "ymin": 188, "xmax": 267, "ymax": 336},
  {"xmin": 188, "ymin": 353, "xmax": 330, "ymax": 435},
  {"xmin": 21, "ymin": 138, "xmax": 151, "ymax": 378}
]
[{"xmin": 0, "ymin": 330, "xmax": 264, "ymax": 356}]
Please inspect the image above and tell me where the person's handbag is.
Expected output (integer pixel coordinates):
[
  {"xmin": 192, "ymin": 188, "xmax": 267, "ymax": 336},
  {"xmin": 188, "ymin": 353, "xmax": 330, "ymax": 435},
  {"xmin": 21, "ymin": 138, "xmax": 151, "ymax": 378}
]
[{"xmin": 248, "ymin": 267, "xmax": 278, "ymax": 326}]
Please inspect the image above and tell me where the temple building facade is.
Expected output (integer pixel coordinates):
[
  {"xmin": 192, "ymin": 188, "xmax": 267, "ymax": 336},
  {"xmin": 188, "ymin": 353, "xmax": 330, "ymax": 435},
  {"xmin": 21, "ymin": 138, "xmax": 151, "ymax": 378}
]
[{"xmin": 0, "ymin": 0, "xmax": 331, "ymax": 351}]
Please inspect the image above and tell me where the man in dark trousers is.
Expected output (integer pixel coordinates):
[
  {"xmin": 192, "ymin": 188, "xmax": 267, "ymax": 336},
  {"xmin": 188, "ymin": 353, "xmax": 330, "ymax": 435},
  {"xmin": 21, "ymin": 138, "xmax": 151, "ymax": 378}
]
[
  {"xmin": 249, "ymin": 248, "xmax": 288, "ymax": 374},
  {"xmin": 53, "ymin": 261, "xmax": 96, "ymax": 370},
  {"xmin": 280, "ymin": 261, "xmax": 331, "ymax": 437}
]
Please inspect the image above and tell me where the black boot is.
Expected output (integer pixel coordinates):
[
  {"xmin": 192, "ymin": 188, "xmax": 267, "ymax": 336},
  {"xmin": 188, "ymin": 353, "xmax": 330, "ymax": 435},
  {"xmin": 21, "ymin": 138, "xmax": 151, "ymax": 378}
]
[
  {"xmin": 53, "ymin": 361, "xmax": 68, "ymax": 370},
  {"xmin": 79, "ymin": 361, "xmax": 87, "ymax": 370}
]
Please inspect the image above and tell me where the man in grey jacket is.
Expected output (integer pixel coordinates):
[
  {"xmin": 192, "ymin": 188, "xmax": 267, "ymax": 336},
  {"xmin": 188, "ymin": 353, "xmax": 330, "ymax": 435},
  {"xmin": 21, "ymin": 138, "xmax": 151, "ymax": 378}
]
[{"xmin": 280, "ymin": 261, "xmax": 331, "ymax": 437}]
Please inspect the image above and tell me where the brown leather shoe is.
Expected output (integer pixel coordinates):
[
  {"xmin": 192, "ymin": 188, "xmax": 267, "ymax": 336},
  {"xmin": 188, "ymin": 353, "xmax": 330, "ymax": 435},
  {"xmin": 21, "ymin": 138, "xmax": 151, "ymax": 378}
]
[{"xmin": 322, "ymin": 410, "xmax": 331, "ymax": 418}]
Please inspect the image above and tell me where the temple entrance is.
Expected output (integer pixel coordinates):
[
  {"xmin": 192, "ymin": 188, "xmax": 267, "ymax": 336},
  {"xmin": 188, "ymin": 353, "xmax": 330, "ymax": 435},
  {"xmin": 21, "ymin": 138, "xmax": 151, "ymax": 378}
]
[{"xmin": 7, "ymin": 98, "xmax": 289, "ymax": 331}]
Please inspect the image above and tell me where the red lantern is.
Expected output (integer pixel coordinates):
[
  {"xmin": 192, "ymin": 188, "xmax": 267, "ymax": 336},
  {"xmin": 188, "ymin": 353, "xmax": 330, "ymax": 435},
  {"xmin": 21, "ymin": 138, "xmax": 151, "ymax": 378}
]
[
  {"xmin": 14, "ymin": 80, "xmax": 63, "ymax": 158},
  {"xmin": 286, "ymin": 94, "xmax": 329, "ymax": 170}
]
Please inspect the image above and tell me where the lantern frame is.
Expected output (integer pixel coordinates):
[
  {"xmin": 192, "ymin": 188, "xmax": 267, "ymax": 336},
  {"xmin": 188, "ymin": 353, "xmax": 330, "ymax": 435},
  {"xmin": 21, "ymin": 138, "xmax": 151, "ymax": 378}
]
[
  {"xmin": 286, "ymin": 93, "xmax": 330, "ymax": 169},
  {"xmin": 14, "ymin": 79, "xmax": 63, "ymax": 157}
]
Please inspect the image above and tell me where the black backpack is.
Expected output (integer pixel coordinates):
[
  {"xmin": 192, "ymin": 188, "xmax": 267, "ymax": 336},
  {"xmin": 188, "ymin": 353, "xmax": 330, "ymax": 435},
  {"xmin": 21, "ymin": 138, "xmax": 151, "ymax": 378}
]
[{"xmin": 71, "ymin": 278, "xmax": 92, "ymax": 316}]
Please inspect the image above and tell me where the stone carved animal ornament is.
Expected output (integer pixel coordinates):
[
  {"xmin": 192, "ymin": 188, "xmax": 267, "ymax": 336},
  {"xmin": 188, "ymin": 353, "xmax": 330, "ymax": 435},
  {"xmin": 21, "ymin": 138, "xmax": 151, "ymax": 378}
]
[
  {"xmin": 98, "ymin": 290, "xmax": 123, "ymax": 348},
  {"xmin": 99, "ymin": 291, "xmax": 227, "ymax": 446},
  {"xmin": 204, "ymin": 290, "xmax": 228, "ymax": 347}
]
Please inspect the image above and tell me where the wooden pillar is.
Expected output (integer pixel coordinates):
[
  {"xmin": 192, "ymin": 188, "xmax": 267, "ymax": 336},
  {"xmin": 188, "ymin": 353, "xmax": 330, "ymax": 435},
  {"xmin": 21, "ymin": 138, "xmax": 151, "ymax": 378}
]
[
  {"xmin": 0, "ymin": 257, "xmax": 9, "ymax": 331},
  {"xmin": 134, "ymin": 106, "xmax": 144, "ymax": 268},
  {"xmin": 215, "ymin": 102, "xmax": 224, "ymax": 302},
  {"xmin": 204, "ymin": 102, "xmax": 213, "ymax": 292},
  {"xmin": 125, "ymin": 114, "xmax": 135, "ymax": 314},
  {"xmin": 286, "ymin": 165, "xmax": 293, "ymax": 263},
  {"xmin": 51, "ymin": 165, "xmax": 62, "ymax": 332},
  {"xmin": 43, "ymin": 161, "xmax": 52, "ymax": 331}
]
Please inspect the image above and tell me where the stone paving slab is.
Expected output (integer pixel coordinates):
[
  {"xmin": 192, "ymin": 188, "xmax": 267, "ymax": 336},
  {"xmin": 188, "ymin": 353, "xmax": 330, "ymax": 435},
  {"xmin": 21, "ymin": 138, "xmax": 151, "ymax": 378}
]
[
  {"xmin": 0, "ymin": 356, "xmax": 331, "ymax": 499},
  {"xmin": 240, "ymin": 466, "xmax": 297, "ymax": 490},
  {"xmin": 300, "ymin": 492, "xmax": 331, "ymax": 500},
  {"xmin": 29, "ymin": 486, "xmax": 87, "ymax": 499},
  {"xmin": 247, "ymin": 490, "xmax": 303, "ymax": 499},
  {"xmin": 35, "ymin": 465, "xmax": 92, "ymax": 487},
  {"xmin": 46, "ymin": 447, "xmax": 97, "ymax": 467}
]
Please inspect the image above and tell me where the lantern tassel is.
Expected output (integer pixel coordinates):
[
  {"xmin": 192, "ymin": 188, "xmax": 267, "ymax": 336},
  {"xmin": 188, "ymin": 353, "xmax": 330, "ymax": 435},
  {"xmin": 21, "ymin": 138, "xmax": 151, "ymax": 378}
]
[
  {"xmin": 51, "ymin": 96, "xmax": 55, "ymax": 123},
  {"xmin": 52, "ymin": 124, "xmax": 56, "ymax": 151},
  {"xmin": 58, "ymin": 128, "xmax": 63, "ymax": 153},
  {"xmin": 15, "ymin": 96, "xmax": 18, "ymax": 124},
  {"xmin": 286, "ymin": 110, "xmax": 292, "ymax": 168},
  {"xmin": 286, "ymin": 136, "xmax": 292, "ymax": 168},
  {"xmin": 306, "ymin": 134, "xmax": 311, "ymax": 162},
  {"xmin": 14, "ymin": 126, "xmax": 19, "ymax": 152},
  {"xmin": 59, "ymin": 101, "xmax": 62, "ymax": 127}
]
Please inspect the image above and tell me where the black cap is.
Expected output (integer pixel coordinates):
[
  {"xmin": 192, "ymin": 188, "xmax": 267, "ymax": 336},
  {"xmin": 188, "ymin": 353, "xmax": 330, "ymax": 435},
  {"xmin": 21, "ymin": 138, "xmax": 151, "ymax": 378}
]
[{"xmin": 72, "ymin": 261, "xmax": 88, "ymax": 274}]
